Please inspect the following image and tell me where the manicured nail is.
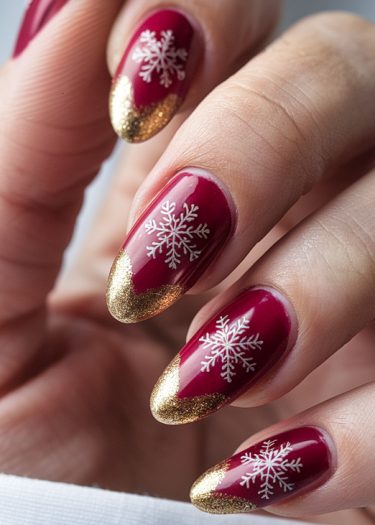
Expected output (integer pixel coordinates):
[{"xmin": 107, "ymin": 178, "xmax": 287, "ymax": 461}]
[
  {"xmin": 110, "ymin": 9, "xmax": 198, "ymax": 143},
  {"xmin": 13, "ymin": 0, "xmax": 68, "ymax": 58},
  {"xmin": 190, "ymin": 426, "xmax": 332, "ymax": 514},
  {"xmin": 106, "ymin": 170, "xmax": 235, "ymax": 323},
  {"xmin": 151, "ymin": 288, "xmax": 292, "ymax": 424}
]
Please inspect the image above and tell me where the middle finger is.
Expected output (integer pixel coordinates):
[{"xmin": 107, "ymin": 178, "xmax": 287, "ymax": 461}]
[{"xmin": 107, "ymin": 12, "xmax": 375, "ymax": 324}]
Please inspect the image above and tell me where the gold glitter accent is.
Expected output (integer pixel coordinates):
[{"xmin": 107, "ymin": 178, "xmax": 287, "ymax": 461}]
[
  {"xmin": 106, "ymin": 251, "xmax": 183, "ymax": 324},
  {"xmin": 150, "ymin": 354, "xmax": 227, "ymax": 425},
  {"xmin": 109, "ymin": 75, "xmax": 181, "ymax": 143},
  {"xmin": 190, "ymin": 461, "xmax": 256, "ymax": 514}
]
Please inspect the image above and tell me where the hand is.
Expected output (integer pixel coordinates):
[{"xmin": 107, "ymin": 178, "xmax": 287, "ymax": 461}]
[
  {"xmin": 2, "ymin": 1, "xmax": 374, "ymax": 524},
  {"xmin": 0, "ymin": 0, "xmax": 279, "ymax": 502},
  {"xmin": 107, "ymin": 5, "xmax": 375, "ymax": 523}
]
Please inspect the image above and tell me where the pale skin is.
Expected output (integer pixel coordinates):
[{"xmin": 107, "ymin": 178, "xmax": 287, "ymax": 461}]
[{"xmin": 1, "ymin": 0, "xmax": 375, "ymax": 523}]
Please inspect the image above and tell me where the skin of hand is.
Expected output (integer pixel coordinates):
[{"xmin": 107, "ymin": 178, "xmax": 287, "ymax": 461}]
[{"xmin": 1, "ymin": 1, "xmax": 374, "ymax": 524}]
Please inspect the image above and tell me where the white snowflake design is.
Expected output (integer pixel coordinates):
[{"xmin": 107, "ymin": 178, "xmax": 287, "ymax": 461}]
[
  {"xmin": 200, "ymin": 315, "xmax": 263, "ymax": 383},
  {"xmin": 240, "ymin": 439, "xmax": 303, "ymax": 500},
  {"xmin": 132, "ymin": 29, "xmax": 188, "ymax": 88},
  {"xmin": 145, "ymin": 200, "xmax": 210, "ymax": 270}
]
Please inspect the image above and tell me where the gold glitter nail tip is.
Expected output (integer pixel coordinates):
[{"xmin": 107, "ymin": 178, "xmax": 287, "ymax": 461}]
[
  {"xmin": 109, "ymin": 75, "xmax": 181, "ymax": 143},
  {"xmin": 190, "ymin": 462, "xmax": 256, "ymax": 515},
  {"xmin": 150, "ymin": 355, "xmax": 226, "ymax": 425},
  {"xmin": 106, "ymin": 251, "xmax": 183, "ymax": 324}
]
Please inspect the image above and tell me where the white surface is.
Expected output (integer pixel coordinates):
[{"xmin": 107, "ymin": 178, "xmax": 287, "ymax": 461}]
[{"xmin": 0, "ymin": 475, "xmax": 314, "ymax": 525}]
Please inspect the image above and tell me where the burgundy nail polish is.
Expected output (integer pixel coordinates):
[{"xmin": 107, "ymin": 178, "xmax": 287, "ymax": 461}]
[
  {"xmin": 106, "ymin": 170, "xmax": 235, "ymax": 323},
  {"xmin": 151, "ymin": 288, "xmax": 292, "ymax": 424},
  {"xmin": 109, "ymin": 9, "xmax": 198, "ymax": 142},
  {"xmin": 13, "ymin": 0, "xmax": 68, "ymax": 58},
  {"xmin": 191, "ymin": 426, "xmax": 333, "ymax": 514}
]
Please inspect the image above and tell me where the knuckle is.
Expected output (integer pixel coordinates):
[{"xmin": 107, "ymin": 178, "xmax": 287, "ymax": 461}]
[
  {"xmin": 284, "ymin": 11, "xmax": 375, "ymax": 69},
  {"xmin": 316, "ymin": 206, "xmax": 375, "ymax": 291},
  {"xmin": 273, "ymin": 9, "xmax": 375, "ymax": 114},
  {"xmin": 213, "ymin": 74, "xmax": 326, "ymax": 194},
  {"xmin": 344, "ymin": 219, "xmax": 375, "ymax": 287},
  {"xmin": 303, "ymin": 11, "xmax": 375, "ymax": 36}
]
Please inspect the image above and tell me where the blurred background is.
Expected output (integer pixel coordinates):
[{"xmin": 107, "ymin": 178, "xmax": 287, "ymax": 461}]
[{"xmin": 1, "ymin": 1, "xmax": 375, "ymax": 266}]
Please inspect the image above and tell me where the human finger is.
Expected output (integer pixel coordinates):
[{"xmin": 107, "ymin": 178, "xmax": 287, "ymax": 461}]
[
  {"xmin": 107, "ymin": 0, "xmax": 280, "ymax": 143},
  {"xmin": 150, "ymin": 166, "xmax": 375, "ymax": 423},
  {"xmin": 106, "ymin": 12, "xmax": 375, "ymax": 324},
  {"xmin": 190, "ymin": 382, "xmax": 375, "ymax": 516},
  {"xmin": 0, "ymin": 0, "xmax": 121, "ymax": 386}
]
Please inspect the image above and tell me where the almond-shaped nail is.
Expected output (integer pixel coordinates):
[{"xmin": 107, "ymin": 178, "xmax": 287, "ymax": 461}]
[
  {"xmin": 106, "ymin": 170, "xmax": 235, "ymax": 323},
  {"xmin": 13, "ymin": 0, "xmax": 68, "ymax": 58},
  {"xmin": 190, "ymin": 426, "xmax": 333, "ymax": 514},
  {"xmin": 151, "ymin": 288, "xmax": 292, "ymax": 424},
  {"xmin": 110, "ymin": 9, "xmax": 198, "ymax": 143}
]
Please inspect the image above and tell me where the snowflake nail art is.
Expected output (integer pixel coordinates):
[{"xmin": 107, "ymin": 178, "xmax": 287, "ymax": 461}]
[
  {"xmin": 240, "ymin": 439, "xmax": 303, "ymax": 499},
  {"xmin": 190, "ymin": 427, "xmax": 332, "ymax": 514},
  {"xmin": 110, "ymin": 9, "xmax": 196, "ymax": 142},
  {"xmin": 151, "ymin": 288, "xmax": 291, "ymax": 424},
  {"xmin": 200, "ymin": 315, "xmax": 263, "ymax": 383},
  {"xmin": 132, "ymin": 30, "xmax": 188, "ymax": 88},
  {"xmin": 145, "ymin": 200, "xmax": 210, "ymax": 270},
  {"xmin": 107, "ymin": 171, "xmax": 233, "ymax": 324}
]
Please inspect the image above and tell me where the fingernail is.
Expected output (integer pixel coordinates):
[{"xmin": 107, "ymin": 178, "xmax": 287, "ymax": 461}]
[
  {"xmin": 151, "ymin": 288, "xmax": 292, "ymax": 424},
  {"xmin": 106, "ymin": 169, "xmax": 235, "ymax": 323},
  {"xmin": 190, "ymin": 426, "xmax": 333, "ymax": 514},
  {"xmin": 110, "ymin": 9, "xmax": 198, "ymax": 143},
  {"xmin": 13, "ymin": 0, "xmax": 68, "ymax": 58}
]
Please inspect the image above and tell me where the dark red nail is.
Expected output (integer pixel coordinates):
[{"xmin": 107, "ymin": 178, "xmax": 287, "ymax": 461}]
[
  {"xmin": 151, "ymin": 288, "xmax": 292, "ymax": 424},
  {"xmin": 13, "ymin": 0, "xmax": 68, "ymax": 58},
  {"xmin": 191, "ymin": 426, "xmax": 333, "ymax": 514},
  {"xmin": 106, "ymin": 169, "xmax": 235, "ymax": 323},
  {"xmin": 109, "ymin": 9, "xmax": 198, "ymax": 142}
]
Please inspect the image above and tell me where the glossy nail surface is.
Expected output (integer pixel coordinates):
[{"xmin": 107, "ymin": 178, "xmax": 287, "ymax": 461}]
[
  {"xmin": 110, "ymin": 9, "xmax": 197, "ymax": 143},
  {"xmin": 107, "ymin": 170, "xmax": 235, "ymax": 323},
  {"xmin": 151, "ymin": 288, "xmax": 292, "ymax": 424},
  {"xmin": 13, "ymin": 0, "xmax": 68, "ymax": 58},
  {"xmin": 191, "ymin": 426, "xmax": 332, "ymax": 514}
]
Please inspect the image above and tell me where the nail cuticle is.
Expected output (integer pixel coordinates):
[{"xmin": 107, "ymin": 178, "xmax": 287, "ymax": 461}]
[
  {"xmin": 249, "ymin": 284, "xmax": 298, "ymax": 355},
  {"xmin": 307, "ymin": 425, "xmax": 336, "ymax": 475},
  {"xmin": 175, "ymin": 167, "xmax": 238, "ymax": 235}
]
